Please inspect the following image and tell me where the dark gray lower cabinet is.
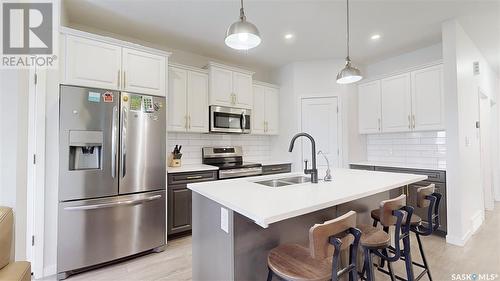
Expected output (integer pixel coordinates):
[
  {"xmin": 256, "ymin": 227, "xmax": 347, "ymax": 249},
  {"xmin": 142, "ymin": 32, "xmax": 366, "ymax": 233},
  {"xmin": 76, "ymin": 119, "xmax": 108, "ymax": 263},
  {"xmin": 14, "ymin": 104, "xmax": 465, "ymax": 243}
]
[
  {"xmin": 350, "ymin": 164, "xmax": 447, "ymax": 235},
  {"xmin": 262, "ymin": 163, "xmax": 292, "ymax": 175},
  {"xmin": 167, "ymin": 170, "xmax": 217, "ymax": 236}
]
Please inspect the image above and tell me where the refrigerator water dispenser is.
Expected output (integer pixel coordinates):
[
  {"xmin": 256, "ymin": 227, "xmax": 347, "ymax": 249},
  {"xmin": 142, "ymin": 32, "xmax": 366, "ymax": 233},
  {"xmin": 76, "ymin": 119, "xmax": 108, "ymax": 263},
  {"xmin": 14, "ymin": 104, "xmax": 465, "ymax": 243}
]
[{"xmin": 68, "ymin": 130, "xmax": 103, "ymax": 170}]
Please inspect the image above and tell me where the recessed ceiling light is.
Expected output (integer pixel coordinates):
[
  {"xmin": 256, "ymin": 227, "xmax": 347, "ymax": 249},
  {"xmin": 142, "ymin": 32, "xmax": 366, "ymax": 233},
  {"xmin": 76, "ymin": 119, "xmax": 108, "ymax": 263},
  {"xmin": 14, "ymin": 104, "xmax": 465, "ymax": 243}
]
[
  {"xmin": 284, "ymin": 33, "xmax": 294, "ymax": 40},
  {"xmin": 371, "ymin": 34, "xmax": 381, "ymax": 40}
]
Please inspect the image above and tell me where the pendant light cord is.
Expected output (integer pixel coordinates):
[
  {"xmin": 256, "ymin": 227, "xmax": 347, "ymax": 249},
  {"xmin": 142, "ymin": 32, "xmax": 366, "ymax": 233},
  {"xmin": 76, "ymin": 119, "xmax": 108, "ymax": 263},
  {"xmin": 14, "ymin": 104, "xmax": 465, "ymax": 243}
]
[
  {"xmin": 240, "ymin": 0, "xmax": 246, "ymax": 20},
  {"xmin": 346, "ymin": 0, "xmax": 350, "ymax": 60}
]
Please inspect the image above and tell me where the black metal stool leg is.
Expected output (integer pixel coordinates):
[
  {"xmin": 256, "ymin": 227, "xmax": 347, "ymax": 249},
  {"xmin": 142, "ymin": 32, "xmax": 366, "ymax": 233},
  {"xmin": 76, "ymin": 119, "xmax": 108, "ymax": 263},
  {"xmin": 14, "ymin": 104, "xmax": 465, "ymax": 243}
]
[
  {"xmin": 267, "ymin": 268, "xmax": 273, "ymax": 281},
  {"xmin": 403, "ymin": 236, "xmax": 415, "ymax": 281},
  {"xmin": 382, "ymin": 249, "xmax": 396, "ymax": 281},
  {"xmin": 416, "ymin": 233, "xmax": 433, "ymax": 281},
  {"xmin": 364, "ymin": 247, "xmax": 375, "ymax": 281}
]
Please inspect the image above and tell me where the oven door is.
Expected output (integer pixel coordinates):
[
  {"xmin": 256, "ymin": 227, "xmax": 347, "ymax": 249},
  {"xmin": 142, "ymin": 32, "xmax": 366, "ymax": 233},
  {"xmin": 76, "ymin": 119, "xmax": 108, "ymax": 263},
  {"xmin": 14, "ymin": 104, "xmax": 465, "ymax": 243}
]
[{"xmin": 210, "ymin": 106, "xmax": 251, "ymax": 134}]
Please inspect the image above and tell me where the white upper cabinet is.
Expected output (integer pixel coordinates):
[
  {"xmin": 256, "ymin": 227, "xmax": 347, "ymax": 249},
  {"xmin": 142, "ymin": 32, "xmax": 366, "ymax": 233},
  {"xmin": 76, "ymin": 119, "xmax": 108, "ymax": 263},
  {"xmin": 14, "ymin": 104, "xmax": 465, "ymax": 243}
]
[
  {"xmin": 232, "ymin": 72, "xmax": 253, "ymax": 108},
  {"xmin": 122, "ymin": 48, "xmax": 166, "ymax": 96},
  {"xmin": 208, "ymin": 63, "xmax": 254, "ymax": 109},
  {"xmin": 65, "ymin": 35, "xmax": 122, "ymax": 90},
  {"xmin": 209, "ymin": 66, "xmax": 233, "ymax": 106},
  {"xmin": 358, "ymin": 80, "xmax": 382, "ymax": 134},
  {"xmin": 252, "ymin": 82, "xmax": 279, "ymax": 135},
  {"xmin": 357, "ymin": 64, "xmax": 444, "ymax": 134},
  {"xmin": 63, "ymin": 30, "xmax": 169, "ymax": 96},
  {"xmin": 167, "ymin": 66, "xmax": 188, "ymax": 132},
  {"xmin": 187, "ymin": 71, "xmax": 209, "ymax": 133},
  {"xmin": 265, "ymin": 87, "xmax": 279, "ymax": 135},
  {"xmin": 252, "ymin": 85, "xmax": 266, "ymax": 134},
  {"xmin": 411, "ymin": 65, "xmax": 444, "ymax": 131},
  {"xmin": 168, "ymin": 65, "xmax": 209, "ymax": 133},
  {"xmin": 380, "ymin": 73, "xmax": 412, "ymax": 132}
]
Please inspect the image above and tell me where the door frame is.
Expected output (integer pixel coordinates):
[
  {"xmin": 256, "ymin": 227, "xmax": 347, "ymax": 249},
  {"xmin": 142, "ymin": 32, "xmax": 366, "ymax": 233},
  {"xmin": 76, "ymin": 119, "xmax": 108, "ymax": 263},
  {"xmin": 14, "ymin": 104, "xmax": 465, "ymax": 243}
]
[
  {"xmin": 26, "ymin": 68, "xmax": 46, "ymax": 278},
  {"xmin": 477, "ymin": 88, "xmax": 495, "ymax": 211},
  {"xmin": 299, "ymin": 95, "xmax": 344, "ymax": 169}
]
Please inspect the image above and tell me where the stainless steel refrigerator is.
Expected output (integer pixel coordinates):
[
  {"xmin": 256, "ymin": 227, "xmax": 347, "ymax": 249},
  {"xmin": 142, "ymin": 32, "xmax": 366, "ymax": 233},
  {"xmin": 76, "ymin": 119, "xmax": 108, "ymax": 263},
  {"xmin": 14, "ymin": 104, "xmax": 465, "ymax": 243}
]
[{"xmin": 57, "ymin": 85, "xmax": 166, "ymax": 279}]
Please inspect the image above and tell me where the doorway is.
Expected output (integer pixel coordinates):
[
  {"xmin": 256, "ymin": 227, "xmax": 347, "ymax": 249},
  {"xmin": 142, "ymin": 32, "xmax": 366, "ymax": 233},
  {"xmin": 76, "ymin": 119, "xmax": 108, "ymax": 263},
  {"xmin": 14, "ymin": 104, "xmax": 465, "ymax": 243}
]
[
  {"xmin": 478, "ymin": 89, "xmax": 495, "ymax": 211},
  {"xmin": 300, "ymin": 97, "xmax": 342, "ymax": 176}
]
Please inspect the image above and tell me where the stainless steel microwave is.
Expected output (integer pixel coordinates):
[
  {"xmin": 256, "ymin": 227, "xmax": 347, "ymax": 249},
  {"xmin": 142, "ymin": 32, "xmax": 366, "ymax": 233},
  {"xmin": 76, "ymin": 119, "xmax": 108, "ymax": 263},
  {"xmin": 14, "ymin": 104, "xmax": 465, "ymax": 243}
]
[{"xmin": 210, "ymin": 106, "xmax": 251, "ymax": 134}]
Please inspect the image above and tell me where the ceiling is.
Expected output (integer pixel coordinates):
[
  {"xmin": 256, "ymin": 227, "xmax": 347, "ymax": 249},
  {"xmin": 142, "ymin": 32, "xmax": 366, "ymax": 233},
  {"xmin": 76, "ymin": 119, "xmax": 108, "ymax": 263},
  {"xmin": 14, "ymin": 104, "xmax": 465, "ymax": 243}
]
[{"xmin": 63, "ymin": 0, "xmax": 500, "ymax": 72}]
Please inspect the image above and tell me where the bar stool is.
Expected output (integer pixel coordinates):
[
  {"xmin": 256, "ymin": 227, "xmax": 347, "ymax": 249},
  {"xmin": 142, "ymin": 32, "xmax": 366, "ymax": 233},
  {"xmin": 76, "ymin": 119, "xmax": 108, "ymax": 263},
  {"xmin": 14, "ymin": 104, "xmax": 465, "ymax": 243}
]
[
  {"xmin": 409, "ymin": 184, "xmax": 441, "ymax": 281},
  {"xmin": 371, "ymin": 185, "xmax": 441, "ymax": 281},
  {"xmin": 267, "ymin": 211, "xmax": 362, "ymax": 281},
  {"xmin": 359, "ymin": 194, "xmax": 415, "ymax": 281}
]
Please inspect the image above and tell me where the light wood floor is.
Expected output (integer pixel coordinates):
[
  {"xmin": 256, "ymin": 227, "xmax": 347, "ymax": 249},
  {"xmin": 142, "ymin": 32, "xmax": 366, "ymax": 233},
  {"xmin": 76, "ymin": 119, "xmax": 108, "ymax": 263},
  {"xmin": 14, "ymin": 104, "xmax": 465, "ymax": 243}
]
[{"xmin": 41, "ymin": 204, "xmax": 500, "ymax": 281}]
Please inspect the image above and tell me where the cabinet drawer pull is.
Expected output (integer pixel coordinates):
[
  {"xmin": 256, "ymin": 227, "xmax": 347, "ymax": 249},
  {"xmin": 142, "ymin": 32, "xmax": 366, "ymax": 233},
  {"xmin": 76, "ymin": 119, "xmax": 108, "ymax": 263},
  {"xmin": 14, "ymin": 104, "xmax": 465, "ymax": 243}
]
[
  {"xmin": 186, "ymin": 175, "xmax": 203, "ymax": 180},
  {"xmin": 271, "ymin": 168, "xmax": 283, "ymax": 171}
]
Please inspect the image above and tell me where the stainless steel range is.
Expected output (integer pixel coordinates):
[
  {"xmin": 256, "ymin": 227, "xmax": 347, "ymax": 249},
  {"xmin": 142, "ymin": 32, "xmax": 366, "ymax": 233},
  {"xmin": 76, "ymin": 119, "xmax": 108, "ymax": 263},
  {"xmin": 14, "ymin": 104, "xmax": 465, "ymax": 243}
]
[{"xmin": 202, "ymin": 146, "xmax": 262, "ymax": 179}]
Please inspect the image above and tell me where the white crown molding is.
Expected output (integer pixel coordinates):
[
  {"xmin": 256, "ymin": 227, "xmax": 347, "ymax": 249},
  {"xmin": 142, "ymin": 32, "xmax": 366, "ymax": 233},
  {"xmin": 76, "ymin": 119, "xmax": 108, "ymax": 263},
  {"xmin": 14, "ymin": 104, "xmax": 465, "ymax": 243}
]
[{"xmin": 60, "ymin": 26, "xmax": 172, "ymax": 57}]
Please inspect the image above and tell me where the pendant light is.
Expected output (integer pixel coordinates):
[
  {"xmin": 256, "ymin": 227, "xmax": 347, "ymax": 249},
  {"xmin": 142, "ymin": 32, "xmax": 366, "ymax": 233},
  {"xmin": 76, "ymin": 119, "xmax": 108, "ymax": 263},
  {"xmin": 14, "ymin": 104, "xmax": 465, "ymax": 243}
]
[
  {"xmin": 336, "ymin": 0, "xmax": 363, "ymax": 84},
  {"xmin": 225, "ymin": 0, "xmax": 261, "ymax": 50}
]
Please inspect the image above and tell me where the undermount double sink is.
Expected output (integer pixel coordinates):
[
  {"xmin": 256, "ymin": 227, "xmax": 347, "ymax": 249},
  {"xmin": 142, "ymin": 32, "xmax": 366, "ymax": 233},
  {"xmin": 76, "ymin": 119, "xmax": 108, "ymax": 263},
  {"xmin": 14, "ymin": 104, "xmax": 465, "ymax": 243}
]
[{"xmin": 255, "ymin": 176, "xmax": 311, "ymax": 187}]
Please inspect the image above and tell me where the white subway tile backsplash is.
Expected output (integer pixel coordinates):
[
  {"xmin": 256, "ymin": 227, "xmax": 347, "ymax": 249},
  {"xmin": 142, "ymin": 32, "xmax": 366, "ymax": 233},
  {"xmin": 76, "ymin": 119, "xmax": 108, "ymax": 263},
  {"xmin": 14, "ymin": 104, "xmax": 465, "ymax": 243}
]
[
  {"xmin": 366, "ymin": 131, "xmax": 446, "ymax": 169},
  {"xmin": 168, "ymin": 132, "xmax": 272, "ymax": 164}
]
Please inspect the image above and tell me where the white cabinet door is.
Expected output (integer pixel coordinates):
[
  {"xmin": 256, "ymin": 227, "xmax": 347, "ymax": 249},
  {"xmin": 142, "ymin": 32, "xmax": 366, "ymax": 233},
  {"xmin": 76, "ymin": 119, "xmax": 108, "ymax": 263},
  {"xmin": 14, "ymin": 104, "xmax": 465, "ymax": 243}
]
[
  {"xmin": 122, "ymin": 48, "xmax": 166, "ymax": 96},
  {"xmin": 411, "ymin": 65, "xmax": 444, "ymax": 131},
  {"xmin": 187, "ymin": 71, "xmax": 209, "ymax": 133},
  {"xmin": 265, "ymin": 87, "xmax": 279, "ymax": 135},
  {"xmin": 358, "ymin": 81, "xmax": 382, "ymax": 134},
  {"xmin": 209, "ymin": 67, "xmax": 233, "ymax": 106},
  {"xmin": 167, "ymin": 67, "xmax": 188, "ymax": 132},
  {"xmin": 252, "ymin": 85, "xmax": 266, "ymax": 134},
  {"xmin": 65, "ymin": 35, "xmax": 122, "ymax": 90},
  {"xmin": 233, "ymin": 72, "xmax": 253, "ymax": 109},
  {"xmin": 381, "ymin": 73, "xmax": 412, "ymax": 132}
]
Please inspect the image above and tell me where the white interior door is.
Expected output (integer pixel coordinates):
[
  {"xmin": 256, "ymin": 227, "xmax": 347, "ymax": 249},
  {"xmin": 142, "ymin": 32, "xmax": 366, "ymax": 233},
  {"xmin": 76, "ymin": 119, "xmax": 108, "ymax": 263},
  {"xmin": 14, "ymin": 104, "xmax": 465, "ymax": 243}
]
[
  {"xmin": 301, "ymin": 97, "xmax": 340, "ymax": 176},
  {"xmin": 479, "ymin": 92, "xmax": 494, "ymax": 210}
]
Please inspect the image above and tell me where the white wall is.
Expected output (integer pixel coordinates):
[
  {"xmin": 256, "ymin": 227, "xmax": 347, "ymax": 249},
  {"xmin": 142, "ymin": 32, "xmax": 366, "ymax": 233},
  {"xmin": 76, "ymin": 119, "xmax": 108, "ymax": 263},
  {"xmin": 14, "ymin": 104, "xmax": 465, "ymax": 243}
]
[
  {"xmin": 442, "ymin": 20, "xmax": 500, "ymax": 246},
  {"xmin": 168, "ymin": 133, "xmax": 273, "ymax": 164},
  {"xmin": 270, "ymin": 60, "xmax": 364, "ymax": 171},
  {"xmin": 0, "ymin": 69, "xmax": 30, "ymax": 260},
  {"xmin": 364, "ymin": 44, "xmax": 443, "ymax": 79}
]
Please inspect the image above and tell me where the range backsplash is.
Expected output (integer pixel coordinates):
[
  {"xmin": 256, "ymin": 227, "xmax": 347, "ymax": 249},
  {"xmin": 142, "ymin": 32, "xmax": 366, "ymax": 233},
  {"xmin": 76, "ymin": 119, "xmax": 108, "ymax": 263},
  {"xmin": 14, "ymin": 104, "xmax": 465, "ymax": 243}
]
[
  {"xmin": 366, "ymin": 131, "xmax": 446, "ymax": 169},
  {"xmin": 167, "ymin": 132, "xmax": 272, "ymax": 165}
]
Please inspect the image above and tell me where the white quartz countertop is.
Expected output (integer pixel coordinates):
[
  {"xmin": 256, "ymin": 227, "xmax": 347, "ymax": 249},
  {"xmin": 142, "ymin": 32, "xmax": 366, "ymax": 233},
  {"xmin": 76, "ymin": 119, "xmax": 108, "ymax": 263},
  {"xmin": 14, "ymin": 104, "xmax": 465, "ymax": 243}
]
[
  {"xmin": 188, "ymin": 168, "xmax": 427, "ymax": 228},
  {"xmin": 350, "ymin": 161, "xmax": 446, "ymax": 171},
  {"xmin": 167, "ymin": 164, "xmax": 219, "ymax": 174}
]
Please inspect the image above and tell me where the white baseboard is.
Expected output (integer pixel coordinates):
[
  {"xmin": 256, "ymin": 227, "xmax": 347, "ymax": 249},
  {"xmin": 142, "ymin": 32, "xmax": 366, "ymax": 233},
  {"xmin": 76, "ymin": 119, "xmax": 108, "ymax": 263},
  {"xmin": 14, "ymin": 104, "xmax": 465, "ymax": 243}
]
[
  {"xmin": 446, "ymin": 229, "xmax": 472, "ymax": 246},
  {"xmin": 42, "ymin": 264, "xmax": 56, "ymax": 279},
  {"xmin": 471, "ymin": 210, "xmax": 485, "ymax": 233}
]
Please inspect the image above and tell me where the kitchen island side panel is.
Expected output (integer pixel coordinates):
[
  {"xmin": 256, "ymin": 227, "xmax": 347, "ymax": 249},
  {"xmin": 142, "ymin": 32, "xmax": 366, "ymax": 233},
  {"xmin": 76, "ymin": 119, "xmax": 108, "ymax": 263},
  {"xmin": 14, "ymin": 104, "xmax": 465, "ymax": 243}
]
[{"xmin": 192, "ymin": 192, "xmax": 234, "ymax": 281}]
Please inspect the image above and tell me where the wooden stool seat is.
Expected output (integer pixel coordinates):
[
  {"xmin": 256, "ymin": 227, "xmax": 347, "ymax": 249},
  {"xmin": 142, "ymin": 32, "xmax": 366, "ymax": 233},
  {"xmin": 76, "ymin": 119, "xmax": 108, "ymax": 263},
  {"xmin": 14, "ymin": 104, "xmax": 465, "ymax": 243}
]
[
  {"xmin": 268, "ymin": 244, "xmax": 332, "ymax": 281},
  {"xmin": 358, "ymin": 224, "xmax": 391, "ymax": 249},
  {"xmin": 371, "ymin": 209, "xmax": 422, "ymax": 225}
]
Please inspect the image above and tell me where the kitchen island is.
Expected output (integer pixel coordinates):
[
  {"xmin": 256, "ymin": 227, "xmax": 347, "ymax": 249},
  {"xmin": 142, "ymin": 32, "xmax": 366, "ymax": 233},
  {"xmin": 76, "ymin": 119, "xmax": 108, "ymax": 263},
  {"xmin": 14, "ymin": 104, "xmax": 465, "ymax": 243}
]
[{"xmin": 188, "ymin": 168, "xmax": 427, "ymax": 281}]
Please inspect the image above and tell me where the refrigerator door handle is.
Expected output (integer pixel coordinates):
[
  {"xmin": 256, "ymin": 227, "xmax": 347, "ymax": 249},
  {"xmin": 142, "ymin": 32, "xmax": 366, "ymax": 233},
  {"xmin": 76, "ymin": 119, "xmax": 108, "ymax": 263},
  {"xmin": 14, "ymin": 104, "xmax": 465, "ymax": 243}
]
[
  {"xmin": 111, "ymin": 106, "xmax": 118, "ymax": 178},
  {"xmin": 63, "ymin": 195, "xmax": 162, "ymax": 211},
  {"xmin": 121, "ymin": 107, "xmax": 127, "ymax": 178}
]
